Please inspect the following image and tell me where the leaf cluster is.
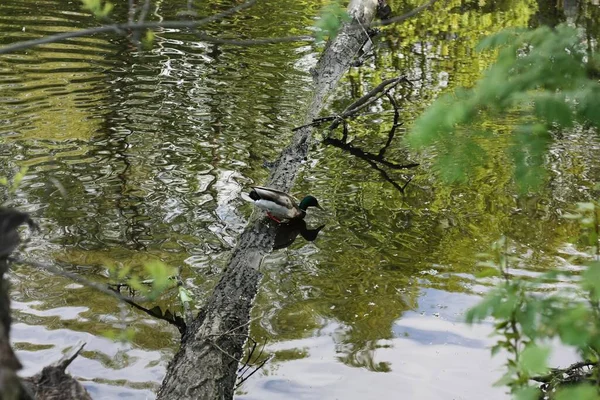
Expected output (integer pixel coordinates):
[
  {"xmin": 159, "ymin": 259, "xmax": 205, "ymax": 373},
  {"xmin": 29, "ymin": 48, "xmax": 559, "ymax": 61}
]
[
  {"xmin": 1, "ymin": 166, "xmax": 29, "ymax": 206},
  {"xmin": 314, "ymin": 1, "xmax": 351, "ymax": 43},
  {"xmin": 467, "ymin": 202, "xmax": 600, "ymax": 399},
  {"xmin": 81, "ymin": 0, "xmax": 114, "ymax": 19},
  {"xmin": 108, "ymin": 260, "xmax": 179, "ymax": 301},
  {"xmin": 406, "ymin": 24, "xmax": 600, "ymax": 192}
]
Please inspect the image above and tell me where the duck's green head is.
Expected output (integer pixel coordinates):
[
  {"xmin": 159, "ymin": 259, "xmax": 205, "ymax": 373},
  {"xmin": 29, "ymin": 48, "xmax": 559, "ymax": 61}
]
[{"xmin": 299, "ymin": 195, "xmax": 323, "ymax": 211}]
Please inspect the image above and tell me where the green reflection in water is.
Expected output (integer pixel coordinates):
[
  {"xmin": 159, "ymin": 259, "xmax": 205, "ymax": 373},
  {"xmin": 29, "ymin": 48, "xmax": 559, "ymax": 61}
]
[{"xmin": 1, "ymin": 0, "xmax": 599, "ymax": 398}]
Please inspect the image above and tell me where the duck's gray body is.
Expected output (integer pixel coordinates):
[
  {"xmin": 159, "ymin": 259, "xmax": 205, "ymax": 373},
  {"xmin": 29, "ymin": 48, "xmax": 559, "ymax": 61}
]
[{"xmin": 249, "ymin": 186, "xmax": 304, "ymax": 220}]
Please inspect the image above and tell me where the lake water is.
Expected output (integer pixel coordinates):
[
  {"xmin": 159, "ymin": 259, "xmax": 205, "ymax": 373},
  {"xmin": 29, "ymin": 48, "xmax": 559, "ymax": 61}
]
[{"xmin": 1, "ymin": 0, "xmax": 599, "ymax": 398}]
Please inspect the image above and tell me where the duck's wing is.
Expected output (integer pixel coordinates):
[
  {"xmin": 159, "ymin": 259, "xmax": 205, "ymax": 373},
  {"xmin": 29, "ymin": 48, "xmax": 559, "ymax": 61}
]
[{"xmin": 252, "ymin": 186, "xmax": 297, "ymax": 208}]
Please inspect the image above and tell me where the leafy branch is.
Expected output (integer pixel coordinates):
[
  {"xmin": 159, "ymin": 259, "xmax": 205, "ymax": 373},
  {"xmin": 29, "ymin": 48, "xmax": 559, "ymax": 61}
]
[
  {"xmin": 467, "ymin": 200, "xmax": 600, "ymax": 399},
  {"xmin": 406, "ymin": 24, "xmax": 600, "ymax": 193}
]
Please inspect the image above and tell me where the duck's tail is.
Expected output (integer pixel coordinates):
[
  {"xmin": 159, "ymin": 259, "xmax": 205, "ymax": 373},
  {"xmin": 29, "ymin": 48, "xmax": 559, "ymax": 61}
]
[
  {"xmin": 241, "ymin": 189, "xmax": 259, "ymax": 203},
  {"xmin": 248, "ymin": 189, "xmax": 260, "ymax": 201}
]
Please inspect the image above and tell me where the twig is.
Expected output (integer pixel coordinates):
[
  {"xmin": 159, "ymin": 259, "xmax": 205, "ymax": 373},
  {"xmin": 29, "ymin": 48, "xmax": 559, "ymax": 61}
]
[
  {"xmin": 236, "ymin": 337, "xmax": 270, "ymax": 387},
  {"xmin": 0, "ymin": 0, "xmax": 439, "ymax": 54},
  {"xmin": 378, "ymin": 92, "xmax": 401, "ymax": 158},
  {"xmin": 11, "ymin": 256, "xmax": 187, "ymax": 333},
  {"xmin": 128, "ymin": 0, "xmax": 136, "ymax": 24},
  {"xmin": 324, "ymin": 137, "xmax": 417, "ymax": 193},
  {"xmin": 118, "ymin": 295, "xmax": 186, "ymax": 334},
  {"xmin": 329, "ymin": 76, "xmax": 407, "ymax": 130},
  {"xmin": 374, "ymin": 0, "xmax": 439, "ymax": 27},
  {"xmin": 9, "ymin": 256, "xmax": 152, "ymax": 303},
  {"xmin": 324, "ymin": 138, "xmax": 418, "ymax": 170},
  {"xmin": 55, "ymin": 341, "xmax": 86, "ymax": 370},
  {"xmin": 194, "ymin": 33, "xmax": 314, "ymax": 46},
  {"xmin": 236, "ymin": 354, "xmax": 272, "ymax": 388},
  {"xmin": 532, "ymin": 360, "xmax": 596, "ymax": 383},
  {"xmin": 291, "ymin": 116, "xmax": 338, "ymax": 132},
  {"xmin": 0, "ymin": 0, "xmax": 258, "ymax": 54},
  {"xmin": 342, "ymin": 119, "xmax": 349, "ymax": 143},
  {"xmin": 214, "ymin": 315, "xmax": 264, "ymax": 339},
  {"xmin": 212, "ymin": 341, "xmax": 242, "ymax": 363},
  {"xmin": 139, "ymin": 0, "xmax": 151, "ymax": 26},
  {"xmin": 238, "ymin": 337, "xmax": 258, "ymax": 374},
  {"xmin": 291, "ymin": 77, "xmax": 406, "ymax": 133}
]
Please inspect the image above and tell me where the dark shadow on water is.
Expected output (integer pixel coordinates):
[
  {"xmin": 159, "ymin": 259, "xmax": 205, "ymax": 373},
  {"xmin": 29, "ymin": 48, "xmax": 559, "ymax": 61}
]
[
  {"xmin": 274, "ymin": 219, "xmax": 325, "ymax": 250},
  {"xmin": 324, "ymin": 137, "xmax": 417, "ymax": 194},
  {"xmin": 323, "ymin": 95, "xmax": 419, "ymax": 194}
]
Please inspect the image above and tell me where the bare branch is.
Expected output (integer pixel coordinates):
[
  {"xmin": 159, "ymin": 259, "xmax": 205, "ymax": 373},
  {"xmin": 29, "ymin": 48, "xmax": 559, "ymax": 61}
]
[
  {"xmin": 9, "ymin": 256, "xmax": 153, "ymax": 304},
  {"xmin": 378, "ymin": 92, "xmax": 401, "ymax": 158},
  {"xmin": 329, "ymin": 76, "xmax": 406, "ymax": 130},
  {"xmin": 0, "ymin": 0, "xmax": 258, "ymax": 55},
  {"xmin": 128, "ymin": 0, "xmax": 136, "ymax": 24},
  {"xmin": 139, "ymin": 0, "xmax": 151, "ymax": 25},
  {"xmin": 531, "ymin": 360, "xmax": 596, "ymax": 384},
  {"xmin": 194, "ymin": 33, "xmax": 314, "ymax": 46},
  {"xmin": 0, "ymin": 0, "xmax": 438, "ymax": 55},
  {"xmin": 373, "ymin": 0, "xmax": 439, "ymax": 27}
]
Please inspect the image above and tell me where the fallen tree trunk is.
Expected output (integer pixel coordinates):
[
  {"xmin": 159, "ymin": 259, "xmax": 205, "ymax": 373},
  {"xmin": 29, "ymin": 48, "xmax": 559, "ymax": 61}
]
[{"xmin": 155, "ymin": 1, "xmax": 381, "ymax": 399}]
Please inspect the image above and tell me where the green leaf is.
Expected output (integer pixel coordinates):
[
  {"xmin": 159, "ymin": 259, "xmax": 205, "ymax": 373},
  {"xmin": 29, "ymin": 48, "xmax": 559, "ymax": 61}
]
[
  {"xmin": 81, "ymin": 0, "xmax": 113, "ymax": 18},
  {"xmin": 476, "ymin": 267, "xmax": 501, "ymax": 278},
  {"xmin": 555, "ymin": 305, "xmax": 591, "ymax": 347},
  {"xmin": 493, "ymin": 371, "xmax": 515, "ymax": 387},
  {"xmin": 10, "ymin": 166, "xmax": 28, "ymax": 193},
  {"xmin": 314, "ymin": 1, "xmax": 351, "ymax": 43},
  {"xmin": 514, "ymin": 386, "xmax": 540, "ymax": 400},
  {"xmin": 101, "ymin": 1, "xmax": 113, "ymax": 17},
  {"xmin": 555, "ymin": 384, "xmax": 600, "ymax": 400},
  {"xmin": 465, "ymin": 289, "xmax": 505, "ymax": 323},
  {"xmin": 533, "ymin": 94, "xmax": 573, "ymax": 127},
  {"xmin": 144, "ymin": 260, "xmax": 176, "ymax": 297},
  {"xmin": 117, "ymin": 265, "xmax": 131, "ymax": 280},
  {"xmin": 495, "ymin": 320, "xmax": 510, "ymax": 330},
  {"xmin": 142, "ymin": 30, "xmax": 155, "ymax": 50},
  {"xmin": 511, "ymin": 125, "xmax": 551, "ymax": 193},
  {"xmin": 582, "ymin": 264, "xmax": 600, "ymax": 296},
  {"xmin": 519, "ymin": 344, "xmax": 549, "ymax": 375},
  {"xmin": 128, "ymin": 276, "xmax": 144, "ymax": 292},
  {"xmin": 517, "ymin": 301, "xmax": 538, "ymax": 338},
  {"xmin": 491, "ymin": 343, "xmax": 503, "ymax": 356},
  {"xmin": 476, "ymin": 28, "xmax": 527, "ymax": 51},
  {"xmin": 178, "ymin": 286, "xmax": 193, "ymax": 303}
]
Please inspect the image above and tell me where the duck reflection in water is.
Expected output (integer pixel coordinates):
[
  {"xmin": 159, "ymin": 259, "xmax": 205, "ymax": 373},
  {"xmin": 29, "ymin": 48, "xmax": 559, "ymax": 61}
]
[{"xmin": 273, "ymin": 219, "xmax": 325, "ymax": 250}]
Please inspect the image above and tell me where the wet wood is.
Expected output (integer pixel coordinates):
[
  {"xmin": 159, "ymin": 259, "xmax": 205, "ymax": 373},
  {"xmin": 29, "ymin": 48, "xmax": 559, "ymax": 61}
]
[
  {"xmin": 156, "ymin": 1, "xmax": 379, "ymax": 399},
  {"xmin": 0, "ymin": 256, "xmax": 29, "ymax": 400},
  {"xmin": 0, "ymin": 210, "xmax": 90, "ymax": 400}
]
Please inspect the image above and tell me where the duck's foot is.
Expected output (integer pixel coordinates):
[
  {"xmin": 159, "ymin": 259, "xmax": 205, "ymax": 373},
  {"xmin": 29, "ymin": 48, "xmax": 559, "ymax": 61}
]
[{"xmin": 266, "ymin": 212, "xmax": 282, "ymax": 223}]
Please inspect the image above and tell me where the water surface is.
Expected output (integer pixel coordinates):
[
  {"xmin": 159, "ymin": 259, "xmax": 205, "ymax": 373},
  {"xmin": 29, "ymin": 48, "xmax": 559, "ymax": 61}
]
[{"xmin": 1, "ymin": 0, "xmax": 599, "ymax": 398}]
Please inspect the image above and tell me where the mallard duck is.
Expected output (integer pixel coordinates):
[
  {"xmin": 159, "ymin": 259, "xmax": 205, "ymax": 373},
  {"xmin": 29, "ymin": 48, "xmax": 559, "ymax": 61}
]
[{"xmin": 247, "ymin": 186, "xmax": 323, "ymax": 223}]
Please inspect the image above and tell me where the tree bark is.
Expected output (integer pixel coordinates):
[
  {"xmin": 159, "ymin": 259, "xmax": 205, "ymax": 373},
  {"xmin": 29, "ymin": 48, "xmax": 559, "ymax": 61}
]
[
  {"xmin": 0, "ymin": 257, "xmax": 27, "ymax": 400},
  {"xmin": 156, "ymin": 1, "xmax": 379, "ymax": 399},
  {"xmin": 0, "ymin": 210, "xmax": 90, "ymax": 400}
]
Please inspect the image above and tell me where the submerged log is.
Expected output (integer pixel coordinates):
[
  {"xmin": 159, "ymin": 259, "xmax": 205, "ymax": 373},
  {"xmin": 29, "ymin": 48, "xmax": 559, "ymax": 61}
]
[{"xmin": 156, "ymin": 1, "xmax": 380, "ymax": 399}]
